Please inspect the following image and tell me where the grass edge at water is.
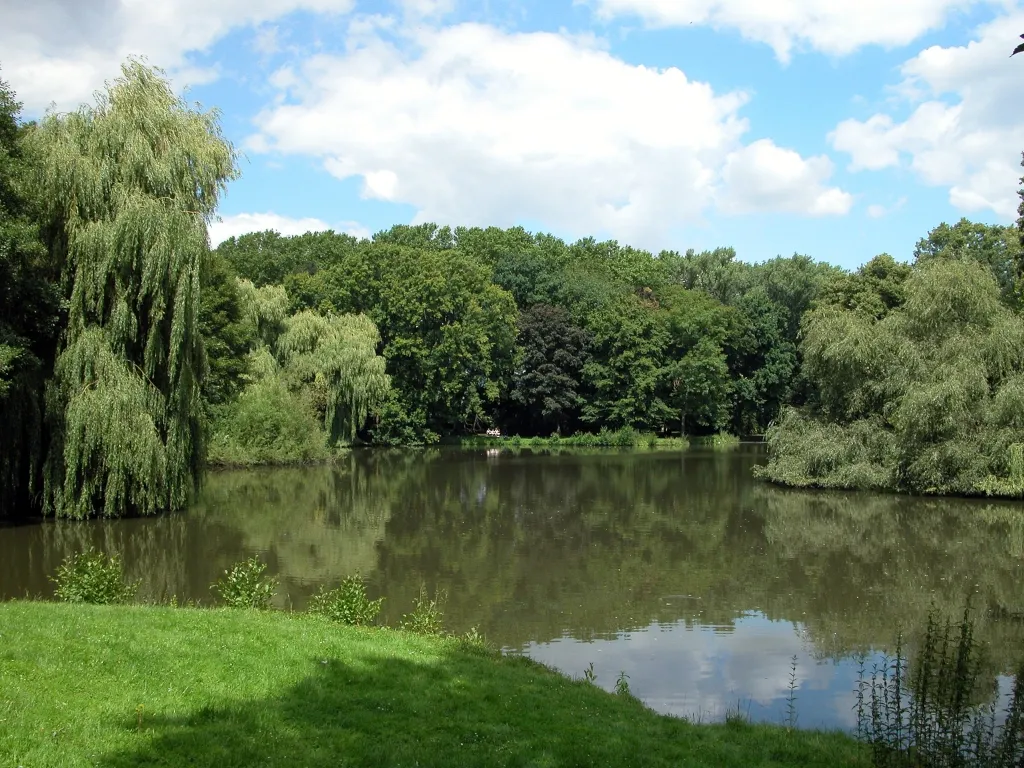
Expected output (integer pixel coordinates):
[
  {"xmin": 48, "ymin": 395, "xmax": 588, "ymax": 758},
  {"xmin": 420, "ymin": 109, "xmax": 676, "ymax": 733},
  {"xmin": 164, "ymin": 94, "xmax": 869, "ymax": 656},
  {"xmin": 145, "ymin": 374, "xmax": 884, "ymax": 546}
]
[{"xmin": 0, "ymin": 601, "xmax": 868, "ymax": 767}]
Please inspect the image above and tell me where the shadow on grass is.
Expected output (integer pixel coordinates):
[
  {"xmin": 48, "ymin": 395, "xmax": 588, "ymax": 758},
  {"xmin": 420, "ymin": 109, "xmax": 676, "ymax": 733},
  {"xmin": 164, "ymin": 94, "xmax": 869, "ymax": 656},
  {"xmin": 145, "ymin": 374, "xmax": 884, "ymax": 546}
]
[{"xmin": 96, "ymin": 644, "xmax": 864, "ymax": 768}]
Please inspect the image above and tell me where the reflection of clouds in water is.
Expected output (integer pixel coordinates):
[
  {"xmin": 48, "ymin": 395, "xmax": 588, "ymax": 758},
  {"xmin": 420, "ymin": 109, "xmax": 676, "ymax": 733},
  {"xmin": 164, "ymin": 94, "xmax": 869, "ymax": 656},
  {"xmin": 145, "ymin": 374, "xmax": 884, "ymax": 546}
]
[{"xmin": 521, "ymin": 612, "xmax": 868, "ymax": 729}]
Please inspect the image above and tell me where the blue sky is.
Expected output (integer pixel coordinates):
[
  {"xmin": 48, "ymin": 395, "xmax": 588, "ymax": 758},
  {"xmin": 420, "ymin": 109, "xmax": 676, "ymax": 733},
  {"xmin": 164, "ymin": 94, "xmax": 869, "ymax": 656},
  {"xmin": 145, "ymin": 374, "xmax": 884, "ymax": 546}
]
[{"xmin": 5, "ymin": 0, "xmax": 1024, "ymax": 269}]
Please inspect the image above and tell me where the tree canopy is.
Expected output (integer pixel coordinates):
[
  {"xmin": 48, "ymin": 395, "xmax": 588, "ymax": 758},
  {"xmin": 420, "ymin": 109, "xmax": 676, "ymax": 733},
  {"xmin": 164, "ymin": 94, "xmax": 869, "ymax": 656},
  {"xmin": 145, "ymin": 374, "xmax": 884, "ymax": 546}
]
[{"xmin": 759, "ymin": 258, "xmax": 1024, "ymax": 497}]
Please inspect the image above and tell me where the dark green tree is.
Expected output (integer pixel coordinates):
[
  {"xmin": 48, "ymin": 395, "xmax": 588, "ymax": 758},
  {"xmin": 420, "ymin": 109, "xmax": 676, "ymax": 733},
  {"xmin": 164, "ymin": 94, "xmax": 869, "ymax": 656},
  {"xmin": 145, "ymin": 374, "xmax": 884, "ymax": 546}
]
[
  {"xmin": 660, "ymin": 287, "xmax": 735, "ymax": 435},
  {"xmin": 198, "ymin": 251, "xmax": 252, "ymax": 410},
  {"xmin": 814, "ymin": 253, "xmax": 911, "ymax": 320},
  {"xmin": 217, "ymin": 230, "xmax": 299, "ymax": 287},
  {"xmin": 580, "ymin": 292, "xmax": 670, "ymax": 430},
  {"xmin": 504, "ymin": 304, "xmax": 591, "ymax": 436},
  {"xmin": 726, "ymin": 287, "xmax": 797, "ymax": 435},
  {"xmin": 0, "ymin": 73, "xmax": 61, "ymax": 520}
]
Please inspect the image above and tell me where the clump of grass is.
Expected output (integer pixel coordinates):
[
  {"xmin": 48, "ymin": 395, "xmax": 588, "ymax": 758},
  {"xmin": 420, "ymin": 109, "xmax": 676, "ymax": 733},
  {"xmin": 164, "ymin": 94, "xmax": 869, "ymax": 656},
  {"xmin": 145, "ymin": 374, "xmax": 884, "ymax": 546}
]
[
  {"xmin": 400, "ymin": 584, "xmax": 447, "ymax": 635},
  {"xmin": 51, "ymin": 548, "xmax": 139, "ymax": 605},
  {"xmin": 856, "ymin": 604, "xmax": 1024, "ymax": 767},
  {"xmin": 583, "ymin": 661, "xmax": 597, "ymax": 684},
  {"xmin": 456, "ymin": 428, "xmax": 689, "ymax": 449},
  {"xmin": 709, "ymin": 432, "xmax": 741, "ymax": 450},
  {"xmin": 308, "ymin": 574, "xmax": 383, "ymax": 626},
  {"xmin": 456, "ymin": 626, "xmax": 495, "ymax": 656},
  {"xmin": 211, "ymin": 556, "xmax": 278, "ymax": 609},
  {"xmin": 725, "ymin": 701, "xmax": 752, "ymax": 728}
]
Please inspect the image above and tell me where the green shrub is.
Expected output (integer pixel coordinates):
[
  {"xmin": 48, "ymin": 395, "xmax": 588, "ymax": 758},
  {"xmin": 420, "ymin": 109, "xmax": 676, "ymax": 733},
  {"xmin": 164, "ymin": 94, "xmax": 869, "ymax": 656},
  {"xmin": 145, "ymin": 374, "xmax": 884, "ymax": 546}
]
[
  {"xmin": 308, "ymin": 574, "xmax": 383, "ymax": 626},
  {"xmin": 52, "ymin": 548, "xmax": 138, "ymax": 605},
  {"xmin": 212, "ymin": 557, "xmax": 278, "ymax": 609},
  {"xmin": 207, "ymin": 376, "xmax": 331, "ymax": 466},
  {"xmin": 400, "ymin": 584, "xmax": 447, "ymax": 635}
]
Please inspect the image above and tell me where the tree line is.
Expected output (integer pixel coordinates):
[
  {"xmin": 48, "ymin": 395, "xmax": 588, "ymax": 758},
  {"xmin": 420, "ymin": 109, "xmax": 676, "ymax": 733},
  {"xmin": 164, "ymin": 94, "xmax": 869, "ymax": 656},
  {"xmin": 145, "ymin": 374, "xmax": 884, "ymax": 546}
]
[{"xmin": 3, "ymin": 59, "xmax": 1024, "ymax": 521}]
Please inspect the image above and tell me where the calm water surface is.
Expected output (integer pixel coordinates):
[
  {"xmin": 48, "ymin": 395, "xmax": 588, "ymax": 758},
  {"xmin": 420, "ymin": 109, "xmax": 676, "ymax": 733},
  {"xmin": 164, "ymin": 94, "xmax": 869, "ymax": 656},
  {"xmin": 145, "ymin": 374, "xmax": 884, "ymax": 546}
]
[{"xmin": 3, "ymin": 446, "xmax": 1023, "ymax": 728}]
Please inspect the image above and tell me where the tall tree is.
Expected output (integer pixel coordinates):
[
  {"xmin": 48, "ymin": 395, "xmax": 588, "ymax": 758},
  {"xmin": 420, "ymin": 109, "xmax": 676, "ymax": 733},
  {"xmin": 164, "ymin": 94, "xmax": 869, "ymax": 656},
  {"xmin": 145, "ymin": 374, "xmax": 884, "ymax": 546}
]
[
  {"xmin": 25, "ymin": 60, "xmax": 238, "ymax": 518},
  {"xmin": 913, "ymin": 218, "xmax": 1021, "ymax": 305},
  {"xmin": 198, "ymin": 252, "xmax": 253, "ymax": 410},
  {"xmin": 761, "ymin": 258, "xmax": 1024, "ymax": 496},
  {"xmin": 504, "ymin": 304, "xmax": 591, "ymax": 436},
  {"xmin": 276, "ymin": 310, "xmax": 390, "ymax": 442},
  {"xmin": 0, "ymin": 73, "xmax": 61, "ymax": 520}
]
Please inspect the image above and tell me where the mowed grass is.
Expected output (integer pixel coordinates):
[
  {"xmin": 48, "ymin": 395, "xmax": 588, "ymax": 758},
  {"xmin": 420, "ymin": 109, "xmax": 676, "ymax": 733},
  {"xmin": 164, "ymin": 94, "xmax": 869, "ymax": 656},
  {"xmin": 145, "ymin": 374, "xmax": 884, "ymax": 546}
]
[{"xmin": 0, "ymin": 602, "xmax": 868, "ymax": 767}]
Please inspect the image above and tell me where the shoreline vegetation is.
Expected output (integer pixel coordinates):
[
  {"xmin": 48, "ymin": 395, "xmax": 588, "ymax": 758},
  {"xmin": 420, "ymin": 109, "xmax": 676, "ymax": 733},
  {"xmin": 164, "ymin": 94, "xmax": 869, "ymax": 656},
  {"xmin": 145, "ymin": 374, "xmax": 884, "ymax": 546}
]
[
  {"xmin": 5, "ymin": 60, "xmax": 1024, "ymax": 521},
  {"xmin": 0, "ymin": 601, "xmax": 869, "ymax": 767},
  {"xmin": 205, "ymin": 428, "xmax": 748, "ymax": 468}
]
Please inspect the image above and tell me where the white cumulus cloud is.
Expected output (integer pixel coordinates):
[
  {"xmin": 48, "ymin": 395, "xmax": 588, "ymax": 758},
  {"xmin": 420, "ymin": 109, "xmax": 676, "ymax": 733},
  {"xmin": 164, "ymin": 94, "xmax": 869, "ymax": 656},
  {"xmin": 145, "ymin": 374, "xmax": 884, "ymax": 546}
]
[
  {"xmin": 717, "ymin": 139, "xmax": 853, "ymax": 216},
  {"xmin": 208, "ymin": 212, "xmax": 369, "ymax": 246},
  {"xmin": 581, "ymin": 0, "xmax": 992, "ymax": 62},
  {"xmin": 248, "ymin": 20, "xmax": 851, "ymax": 251},
  {"xmin": 866, "ymin": 197, "xmax": 907, "ymax": 219},
  {"xmin": 1, "ymin": 0, "xmax": 356, "ymax": 114},
  {"xmin": 829, "ymin": 11, "xmax": 1024, "ymax": 220}
]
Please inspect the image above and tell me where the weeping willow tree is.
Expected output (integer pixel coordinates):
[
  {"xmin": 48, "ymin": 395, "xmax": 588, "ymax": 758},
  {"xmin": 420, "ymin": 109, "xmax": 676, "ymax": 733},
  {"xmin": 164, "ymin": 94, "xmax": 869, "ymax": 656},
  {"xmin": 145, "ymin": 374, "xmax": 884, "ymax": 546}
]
[
  {"xmin": 23, "ymin": 60, "xmax": 238, "ymax": 518},
  {"xmin": 276, "ymin": 310, "xmax": 390, "ymax": 442},
  {"xmin": 759, "ymin": 258, "xmax": 1024, "ymax": 496},
  {"xmin": 236, "ymin": 278, "xmax": 288, "ymax": 347},
  {"xmin": 207, "ymin": 291, "xmax": 390, "ymax": 463}
]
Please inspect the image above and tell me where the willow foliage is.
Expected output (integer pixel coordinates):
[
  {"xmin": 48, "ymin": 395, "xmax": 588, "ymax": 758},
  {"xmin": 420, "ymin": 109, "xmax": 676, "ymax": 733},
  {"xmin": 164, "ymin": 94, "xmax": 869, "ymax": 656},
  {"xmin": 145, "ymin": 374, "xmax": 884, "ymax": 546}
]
[
  {"xmin": 236, "ymin": 278, "xmax": 288, "ymax": 346},
  {"xmin": 761, "ymin": 258, "xmax": 1024, "ymax": 496},
  {"xmin": 276, "ymin": 310, "xmax": 390, "ymax": 442},
  {"xmin": 24, "ymin": 60, "xmax": 238, "ymax": 518}
]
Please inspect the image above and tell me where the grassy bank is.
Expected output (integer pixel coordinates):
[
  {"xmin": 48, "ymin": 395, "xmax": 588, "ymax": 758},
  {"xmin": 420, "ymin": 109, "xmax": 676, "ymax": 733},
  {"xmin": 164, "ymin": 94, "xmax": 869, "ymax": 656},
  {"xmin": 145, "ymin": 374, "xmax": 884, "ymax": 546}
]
[
  {"xmin": 454, "ymin": 427, "xmax": 690, "ymax": 450},
  {"xmin": 0, "ymin": 602, "xmax": 866, "ymax": 767}
]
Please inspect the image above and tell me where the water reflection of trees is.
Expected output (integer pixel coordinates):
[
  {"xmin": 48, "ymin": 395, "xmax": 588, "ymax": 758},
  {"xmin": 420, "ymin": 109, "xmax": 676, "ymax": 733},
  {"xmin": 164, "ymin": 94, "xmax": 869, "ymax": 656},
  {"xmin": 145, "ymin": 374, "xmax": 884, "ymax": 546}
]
[
  {"xmin": 2, "ymin": 447, "xmax": 1022, "ymax": 673},
  {"xmin": 757, "ymin": 486, "xmax": 1024, "ymax": 667}
]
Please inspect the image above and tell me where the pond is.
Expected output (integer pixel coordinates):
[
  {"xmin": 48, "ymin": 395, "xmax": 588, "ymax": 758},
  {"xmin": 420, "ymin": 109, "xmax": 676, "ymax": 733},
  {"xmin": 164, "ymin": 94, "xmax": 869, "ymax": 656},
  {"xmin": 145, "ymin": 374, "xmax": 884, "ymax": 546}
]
[{"xmin": 2, "ymin": 445, "xmax": 1023, "ymax": 729}]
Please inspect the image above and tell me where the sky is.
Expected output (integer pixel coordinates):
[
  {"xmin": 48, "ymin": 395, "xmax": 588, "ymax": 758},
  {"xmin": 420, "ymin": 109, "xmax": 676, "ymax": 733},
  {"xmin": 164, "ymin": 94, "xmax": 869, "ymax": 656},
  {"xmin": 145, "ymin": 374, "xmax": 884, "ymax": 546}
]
[{"xmin": 3, "ymin": 0, "xmax": 1024, "ymax": 270}]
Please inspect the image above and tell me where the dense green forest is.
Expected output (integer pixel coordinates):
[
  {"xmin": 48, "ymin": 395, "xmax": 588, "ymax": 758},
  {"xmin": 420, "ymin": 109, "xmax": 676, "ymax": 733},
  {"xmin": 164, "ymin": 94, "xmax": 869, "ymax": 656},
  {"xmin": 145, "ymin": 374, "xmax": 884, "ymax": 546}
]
[{"xmin": 2, "ymin": 59, "xmax": 1024, "ymax": 521}]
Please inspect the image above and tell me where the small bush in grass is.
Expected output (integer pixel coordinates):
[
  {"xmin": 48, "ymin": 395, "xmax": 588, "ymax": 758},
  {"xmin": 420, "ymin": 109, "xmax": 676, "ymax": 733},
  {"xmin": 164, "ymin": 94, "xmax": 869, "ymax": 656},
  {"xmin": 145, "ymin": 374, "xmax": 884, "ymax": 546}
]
[
  {"xmin": 308, "ymin": 574, "xmax": 383, "ymax": 626},
  {"xmin": 52, "ymin": 548, "xmax": 138, "ymax": 605},
  {"xmin": 401, "ymin": 584, "xmax": 447, "ymax": 635},
  {"xmin": 212, "ymin": 557, "xmax": 278, "ymax": 609}
]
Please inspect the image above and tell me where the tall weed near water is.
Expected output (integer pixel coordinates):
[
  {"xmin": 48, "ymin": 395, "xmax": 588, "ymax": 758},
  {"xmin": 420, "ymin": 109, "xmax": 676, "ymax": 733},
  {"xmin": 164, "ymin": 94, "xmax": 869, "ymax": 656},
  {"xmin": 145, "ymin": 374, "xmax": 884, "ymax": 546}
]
[
  {"xmin": 856, "ymin": 605, "xmax": 1024, "ymax": 767},
  {"xmin": 308, "ymin": 574, "xmax": 383, "ymax": 626},
  {"xmin": 212, "ymin": 557, "xmax": 278, "ymax": 609},
  {"xmin": 52, "ymin": 548, "xmax": 139, "ymax": 604},
  {"xmin": 400, "ymin": 584, "xmax": 447, "ymax": 635}
]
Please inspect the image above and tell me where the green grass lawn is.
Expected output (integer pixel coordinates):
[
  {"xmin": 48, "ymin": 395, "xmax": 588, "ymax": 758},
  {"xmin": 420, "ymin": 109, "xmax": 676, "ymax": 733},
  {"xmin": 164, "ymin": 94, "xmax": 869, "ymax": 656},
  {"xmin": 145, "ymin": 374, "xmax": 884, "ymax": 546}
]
[{"xmin": 0, "ymin": 602, "xmax": 868, "ymax": 767}]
